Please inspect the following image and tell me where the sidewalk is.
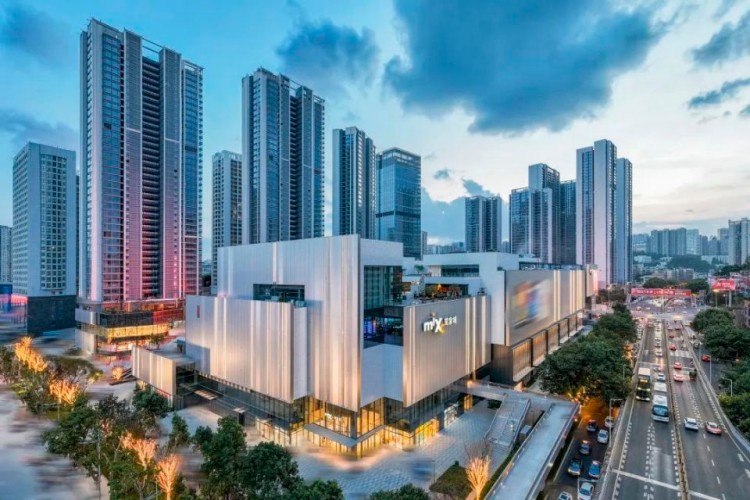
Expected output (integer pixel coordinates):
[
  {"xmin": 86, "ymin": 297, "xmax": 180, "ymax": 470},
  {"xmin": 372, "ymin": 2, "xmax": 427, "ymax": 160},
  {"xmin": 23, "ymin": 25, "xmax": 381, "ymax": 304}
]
[{"xmin": 487, "ymin": 402, "xmax": 577, "ymax": 499}]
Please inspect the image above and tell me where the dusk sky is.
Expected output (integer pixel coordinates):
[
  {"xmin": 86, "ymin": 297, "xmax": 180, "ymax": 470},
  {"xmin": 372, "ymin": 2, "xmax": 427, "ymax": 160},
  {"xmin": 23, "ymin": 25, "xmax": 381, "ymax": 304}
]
[{"xmin": 1, "ymin": 0, "xmax": 749, "ymax": 249}]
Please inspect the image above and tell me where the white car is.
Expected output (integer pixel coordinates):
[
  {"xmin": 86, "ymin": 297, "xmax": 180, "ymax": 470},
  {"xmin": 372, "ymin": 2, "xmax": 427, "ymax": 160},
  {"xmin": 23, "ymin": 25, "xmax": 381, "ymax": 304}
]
[
  {"xmin": 656, "ymin": 373, "xmax": 666, "ymax": 382},
  {"xmin": 655, "ymin": 348, "xmax": 663, "ymax": 357},
  {"xmin": 578, "ymin": 481, "xmax": 595, "ymax": 500},
  {"xmin": 604, "ymin": 416, "xmax": 615, "ymax": 429},
  {"xmin": 684, "ymin": 418, "xmax": 699, "ymax": 431}
]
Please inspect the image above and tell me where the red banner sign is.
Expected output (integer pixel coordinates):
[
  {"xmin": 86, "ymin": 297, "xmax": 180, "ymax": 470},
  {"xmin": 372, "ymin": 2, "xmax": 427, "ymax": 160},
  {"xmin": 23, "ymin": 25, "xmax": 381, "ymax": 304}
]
[
  {"xmin": 631, "ymin": 288, "xmax": 692, "ymax": 298},
  {"xmin": 711, "ymin": 279, "xmax": 736, "ymax": 292}
]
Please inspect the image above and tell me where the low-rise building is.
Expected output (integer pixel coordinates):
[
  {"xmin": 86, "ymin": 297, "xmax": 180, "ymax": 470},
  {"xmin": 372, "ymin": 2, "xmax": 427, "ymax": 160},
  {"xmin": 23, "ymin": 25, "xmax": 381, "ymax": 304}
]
[{"xmin": 135, "ymin": 235, "xmax": 596, "ymax": 456}]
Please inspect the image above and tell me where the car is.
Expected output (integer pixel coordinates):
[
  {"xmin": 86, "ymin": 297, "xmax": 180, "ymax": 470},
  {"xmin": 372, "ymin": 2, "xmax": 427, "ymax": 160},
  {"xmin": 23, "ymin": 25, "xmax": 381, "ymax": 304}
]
[
  {"xmin": 604, "ymin": 416, "xmax": 615, "ymax": 428},
  {"xmin": 655, "ymin": 348, "xmax": 663, "ymax": 357},
  {"xmin": 705, "ymin": 422, "xmax": 723, "ymax": 435},
  {"xmin": 578, "ymin": 481, "xmax": 595, "ymax": 500},
  {"xmin": 588, "ymin": 460, "xmax": 602, "ymax": 479},
  {"xmin": 586, "ymin": 420, "xmax": 598, "ymax": 432},
  {"xmin": 702, "ymin": 354, "xmax": 711, "ymax": 362},
  {"xmin": 669, "ymin": 333, "xmax": 675, "ymax": 339},
  {"xmin": 567, "ymin": 457, "xmax": 583, "ymax": 476},
  {"xmin": 669, "ymin": 343, "xmax": 677, "ymax": 351},
  {"xmin": 684, "ymin": 417, "xmax": 699, "ymax": 431},
  {"xmin": 674, "ymin": 362, "xmax": 682, "ymax": 370},
  {"xmin": 579, "ymin": 440, "xmax": 592, "ymax": 455},
  {"xmin": 673, "ymin": 372, "xmax": 684, "ymax": 382},
  {"xmin": 597, "ymin": 429, "xmax": 609, "ymax": 444},
  {"xmin": 693, "ymin": 341, "xmax": 701, "ymax": 348},
  {"xmin": 657, "ymin": 373, "xmax": 666, "ymax": 382},
  {"xmin": 557, "ymin": 493, "xmax": 573, "ymax": 500}
]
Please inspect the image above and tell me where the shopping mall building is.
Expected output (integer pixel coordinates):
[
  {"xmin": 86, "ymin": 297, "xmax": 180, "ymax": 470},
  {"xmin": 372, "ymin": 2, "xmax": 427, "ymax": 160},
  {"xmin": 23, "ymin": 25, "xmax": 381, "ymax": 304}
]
[{"xmin": 134, "ymin": 235, "xmax": 595, "ymax": 456}]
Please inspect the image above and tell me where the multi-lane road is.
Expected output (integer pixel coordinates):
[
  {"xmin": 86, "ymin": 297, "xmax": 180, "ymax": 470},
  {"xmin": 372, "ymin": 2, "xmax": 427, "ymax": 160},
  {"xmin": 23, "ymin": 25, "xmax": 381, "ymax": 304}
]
[{"xmin": 599, "ymin": 302, "xmax": 750, "ymax": 500}]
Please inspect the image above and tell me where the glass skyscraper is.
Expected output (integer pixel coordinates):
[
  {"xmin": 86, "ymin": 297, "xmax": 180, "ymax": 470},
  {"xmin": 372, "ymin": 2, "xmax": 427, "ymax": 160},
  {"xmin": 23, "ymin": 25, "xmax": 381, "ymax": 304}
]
[
  {"xmin": 576, "ymin": 139, "xmax": 632, "ymax": 286},
  {"xmin": 465, "ymin": 195, "xmax": 502, "ymax": 252},
  {"xmin": 509, "ymin": 188, "xmax": 530, "ymax": 255},
  {"xmin": 212, "ymin": 151, "xmax": 243, "ymax": 293},
  {"xmin": 241, "ymin": 68, "xmax": 325, "ymax": 244},
  {"xmin": 12, "ymin": 143, "xmax": 77, "ymax": 333},
  {"xmin": 333, "ymin": 127, "xmax": 377, "ymax": 239},
  {"xmin": 78, "ymin": 20, "xmax": 203, "ymax": 345},
  {"xmin": 559, "ymin": 180, "xmax": 577, "ymax": 265},
  {"xmin": 615, "ymin": 158, "xmax": 633, "ymax": 283},
  {"xmin": 376, "ymin": 148, "xmax": 422, "ymax": 258}
]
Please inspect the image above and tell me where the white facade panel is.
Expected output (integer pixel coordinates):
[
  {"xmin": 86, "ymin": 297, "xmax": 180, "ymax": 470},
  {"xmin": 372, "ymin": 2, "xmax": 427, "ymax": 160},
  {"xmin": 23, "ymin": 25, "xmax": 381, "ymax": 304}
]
[
  {"xmin": 132, "ymin": 347, "xmax": 177, "ymax": 398},
  {"xmin": 186, "ymin": 295, "xmax": 300, "ymax": 403},
  {"xmin": 402, "ymin": 296, "xmax": 489, "ymax": 406}
]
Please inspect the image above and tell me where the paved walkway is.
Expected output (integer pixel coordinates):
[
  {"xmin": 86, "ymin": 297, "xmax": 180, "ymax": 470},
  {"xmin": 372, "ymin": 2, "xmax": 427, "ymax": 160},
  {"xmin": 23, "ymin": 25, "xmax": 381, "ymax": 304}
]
[
  {"xmin": 293, "ymin": 399, "xmax": 512, "ymax": 498},
  {"xmin": 488, "ymin": 402, "xmax": 577, "ymax": 499}
]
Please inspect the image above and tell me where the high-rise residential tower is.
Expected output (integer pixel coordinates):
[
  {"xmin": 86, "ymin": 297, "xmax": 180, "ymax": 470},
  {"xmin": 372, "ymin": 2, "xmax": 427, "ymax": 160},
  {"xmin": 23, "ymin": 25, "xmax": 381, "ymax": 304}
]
[
  {"xmin": 376, "ymin": 148, "xmax": 422, "ymax": 258},
  {"xmin": 242, "ymin": 68, "xmax": 325, "ymax": 244},
  {"xmin": 576, "ymin": 139, "xmax": 617, "ymax": 287},
  {"xmin": 527, "ymin": 164, "xmax": 560, "ymax": 263},
  {"xmin": 0, "ymin": 225, "xmax": 11, "ymax": 284},
  {"xmin": 614, "ymin": 158, "xmax": 633, "ymax": 283},
  {"xmin": 465, "ymin": 195, "xmax": 503, "ymax": 252},
  {"xmin": 686, "ymin": 229, "xmax": 701, "ymax": 256},
  {"xmin": 13, "ymin": 143, "xmax": 77, "ymax": 333},
  {"xmin": 78, "ymin": 20, "xmax": 203, "ymax": 346},
  {"xmin": 718, "ymin": 227, "xmax": 729, "ymax": 255},
  {"xmin": 211, "ymin": 151, "xmax": 242, "ymax": 294},
  {"xmin": 509, "ymin": 188, "xmax": 530, "ymax": 255},
  {"xmin": 728, "ymin": 218, "xmax": 750, "ymax": 265},
  {"xmin": 559, "ymin": 180, "xmax": 577, "ymax": 264},
  {"xmin": 333, "ymin": 127, "xmax": 377, "ymax": 239}
]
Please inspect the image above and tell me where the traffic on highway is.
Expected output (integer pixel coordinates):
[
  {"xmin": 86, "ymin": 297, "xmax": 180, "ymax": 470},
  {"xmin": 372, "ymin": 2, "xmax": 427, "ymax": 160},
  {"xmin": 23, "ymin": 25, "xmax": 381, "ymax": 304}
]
[{"xmin": 597, "ymin": 298, "xmax": 750, "ymax": 500}]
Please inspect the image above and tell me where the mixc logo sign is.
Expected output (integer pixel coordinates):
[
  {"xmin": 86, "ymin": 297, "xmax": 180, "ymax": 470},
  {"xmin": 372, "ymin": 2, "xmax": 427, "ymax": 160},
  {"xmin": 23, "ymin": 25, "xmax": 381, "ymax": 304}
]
[{"xmin": 422, "ymin": 312, "xmax": 458, "ymax": 334}]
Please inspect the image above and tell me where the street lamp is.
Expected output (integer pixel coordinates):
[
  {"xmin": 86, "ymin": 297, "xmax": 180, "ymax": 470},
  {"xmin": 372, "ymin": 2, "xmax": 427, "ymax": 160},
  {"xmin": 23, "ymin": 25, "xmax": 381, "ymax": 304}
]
[{"xmin": 721, "ymin": 377, "xmax": 733, "ymax": 397}]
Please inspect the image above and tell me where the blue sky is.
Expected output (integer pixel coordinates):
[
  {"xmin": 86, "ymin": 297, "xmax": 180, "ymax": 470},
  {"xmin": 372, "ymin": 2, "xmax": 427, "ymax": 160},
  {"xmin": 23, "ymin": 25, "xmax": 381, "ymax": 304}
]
[{"xmin": 1, "ymin": 0, "xmax": 749, "ymax": 249}]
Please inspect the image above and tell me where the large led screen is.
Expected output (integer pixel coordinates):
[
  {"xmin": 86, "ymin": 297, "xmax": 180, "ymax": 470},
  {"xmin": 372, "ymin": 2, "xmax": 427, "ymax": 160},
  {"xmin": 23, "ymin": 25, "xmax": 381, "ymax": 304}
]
[{"xmin": 506, "ymin": 270, "xmax": 553, "ymax": 345}]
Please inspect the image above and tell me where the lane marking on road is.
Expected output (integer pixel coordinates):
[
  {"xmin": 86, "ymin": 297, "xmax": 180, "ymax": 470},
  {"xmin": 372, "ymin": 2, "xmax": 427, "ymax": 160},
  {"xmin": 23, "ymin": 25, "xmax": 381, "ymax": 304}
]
[
  {"xmin": 716, "ymin": 476, "xmax": 720, "ymax": 485},
  {"xmin": 745, "ymin": 468, "xmax": 750, "ymax": 478},
  {"xmin": 739, "ymin": 453, "xmax": 745, "ymax": 463},
  {"xmin": 611, "ymin": 469, "xmax": 678, "ymax": 490},
  {"xmin": 711, "ymin": 459, "xmax": 715, "ymax": 467},
  {"xmin": 687, "ymin": 491, "xmax": 722, "ymax": 500}
]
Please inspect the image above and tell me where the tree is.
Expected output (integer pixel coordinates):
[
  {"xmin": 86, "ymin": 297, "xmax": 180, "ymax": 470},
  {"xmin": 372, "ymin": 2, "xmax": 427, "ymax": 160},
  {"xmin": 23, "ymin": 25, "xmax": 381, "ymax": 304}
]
[
  {"xmin": 666, "ymin": 255, "xmax": 712, "ymax": 273},
  {"xmin": 292, "ymin": 479, "xmax": 344, "ymax": 499},
  {"xmin": 239, "ymin": 441, "xmax": 303, "ymax": 497},
  {"xmin": 595, "ymin": 313, "xmax": 636, "ymax": 343},
  {"xmin": 704, "ymin": 324, "xmax": 750, "ymax": 361},
  {"xmin": 132, "ymin": 387, "xmax": 170, "ymax": 429},
  {"xmin": 465, "ymin": 441, "xmax": 491, "ymax": 499},
  {"xmin": 720, "ymin": 393, "xmax": 750, "ymax": 438},
  {"xmin": 685, "ymin": 279, "xmax": 709, "ymax": 294},
  {"xmin": 370, "ymin": 484, "xmax": 430, "ymax": 500},
  {"xmin": 168, "ymin": 412, "xmax": 191, "ymax": 450},
  {"xmin": 47, "ymin": 356, "xmax": 103, "ymax": 387},
  {"xmin": 691, "ymin": 307, "xmax": 733, "ymax": 333},
  {"xmin": 195, "ymin": 416, "xmax": 247, "ymax": 498},
  {"xmin": 156, "ymin": 453, "xmax": 182, "ymax": 500},
  {"xmin": 642, "ymin": 277, "xmax": 671, "ymax": 289}
]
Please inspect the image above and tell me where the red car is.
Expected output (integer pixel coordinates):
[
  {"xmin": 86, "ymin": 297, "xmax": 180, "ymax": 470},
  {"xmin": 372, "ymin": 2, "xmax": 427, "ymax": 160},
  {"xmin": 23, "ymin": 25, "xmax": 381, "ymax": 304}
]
[
  {"xmin": 669, "ymin": 333, "xmax": 675, "ymax": 339},
  {"xmin": 674, "ymin": 362, "xmax": 682, "ymax": 370},
  {"xmin": 705, "ymin": 422, "xmax": 723, "ymax": 435},
  {"xmin": 702, "ymin": 354, "xmax": 711, "ymax": 362},
  {"xmin": 669, "ymin": 344, "xmax": 677, "ymax": 351},
  {"xmin": 673, "ymin": 372, "xmax": 684, "ymax": 382}
]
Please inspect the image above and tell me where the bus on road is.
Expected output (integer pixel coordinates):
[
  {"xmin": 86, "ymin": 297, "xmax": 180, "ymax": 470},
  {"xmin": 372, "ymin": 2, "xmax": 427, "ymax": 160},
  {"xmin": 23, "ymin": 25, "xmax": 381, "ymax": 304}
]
[
  {"xmin": 636, "ymin": 367, "xmax": 652, "ymax": 401},
  {"xmin": 652, "ymin": 394, "xmax": 670, "ymax": 422}
]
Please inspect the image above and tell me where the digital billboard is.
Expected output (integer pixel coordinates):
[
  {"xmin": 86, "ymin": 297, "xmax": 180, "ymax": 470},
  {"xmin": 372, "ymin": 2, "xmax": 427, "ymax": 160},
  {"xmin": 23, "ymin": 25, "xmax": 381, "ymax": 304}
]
[
  {"xmin": 505, "ymin": 269, "xmax": 587, "ymax": 346},
  {"xmin": 506, "ymin": 270, "xmax": 553, "ymax": 345},
  {"xmin": 710, "ymin": 279, "xmax": 736, "ymax": 292}
]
